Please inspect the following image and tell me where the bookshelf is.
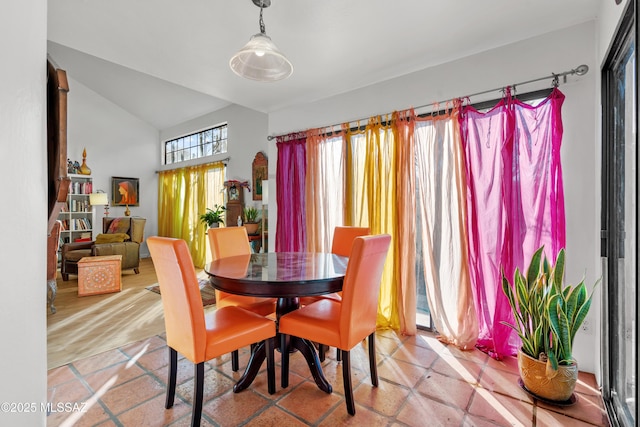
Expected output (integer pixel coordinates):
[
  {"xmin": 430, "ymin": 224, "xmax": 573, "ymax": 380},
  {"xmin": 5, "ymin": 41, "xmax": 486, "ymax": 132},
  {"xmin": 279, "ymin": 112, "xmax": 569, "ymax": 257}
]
[{"xmin": 58, "ymin": 174, "xmax": 95, "ymax": 246}]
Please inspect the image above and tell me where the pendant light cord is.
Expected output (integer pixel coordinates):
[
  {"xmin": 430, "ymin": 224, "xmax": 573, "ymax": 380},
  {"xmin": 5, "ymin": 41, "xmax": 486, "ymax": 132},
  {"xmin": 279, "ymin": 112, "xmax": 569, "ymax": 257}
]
[{"xmin": 259, "ymin": 2, "xmax": 266, "ymax": 34}]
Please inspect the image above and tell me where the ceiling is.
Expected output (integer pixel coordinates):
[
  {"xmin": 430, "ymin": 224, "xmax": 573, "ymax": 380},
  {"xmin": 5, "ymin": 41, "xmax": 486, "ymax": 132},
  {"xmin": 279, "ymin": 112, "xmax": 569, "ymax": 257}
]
[{"xmin": 47, "ymin": 0, "xmax": 598, "ymax": 130}]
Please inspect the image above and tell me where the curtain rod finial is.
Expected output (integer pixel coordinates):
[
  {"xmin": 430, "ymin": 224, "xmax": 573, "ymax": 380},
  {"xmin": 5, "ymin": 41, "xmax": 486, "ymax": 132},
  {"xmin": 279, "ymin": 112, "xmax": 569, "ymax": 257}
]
[{"xmin": 574, "ymin": 64, "xmax": 589, "ymax": 76}]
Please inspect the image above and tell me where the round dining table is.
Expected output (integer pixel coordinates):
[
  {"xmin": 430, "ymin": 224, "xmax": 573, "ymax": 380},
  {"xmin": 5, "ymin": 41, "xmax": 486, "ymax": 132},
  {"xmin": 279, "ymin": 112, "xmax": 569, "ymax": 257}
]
[{"xmin": 205, "ymin": 252, "xmax": 348, "ymax": 393}]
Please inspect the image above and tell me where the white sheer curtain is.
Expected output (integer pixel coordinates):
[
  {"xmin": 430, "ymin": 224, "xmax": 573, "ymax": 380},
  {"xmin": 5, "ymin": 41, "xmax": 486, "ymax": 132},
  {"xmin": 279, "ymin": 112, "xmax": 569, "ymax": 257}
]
[{"xmin": 415, "ymin": 112, "xmax": 478, "ymax": 349}]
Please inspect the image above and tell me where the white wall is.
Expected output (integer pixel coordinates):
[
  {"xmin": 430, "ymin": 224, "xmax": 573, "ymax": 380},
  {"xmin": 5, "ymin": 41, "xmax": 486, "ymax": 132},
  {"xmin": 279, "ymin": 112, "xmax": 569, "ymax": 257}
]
[
  {"xmin": 66, "ymin": 77, "xmax": 160, "ymax": 257},
  {"xmin": 269, "ymin": 21, "xmax": 603, "ymax": 374},
  {"xmin": 597, "ymin": 0, "xmax": 632, "ymax": 64},
  {"xmin": 66, "ymin": 82, "xmax": 270, "ymax": 257},
  {"xmin": 0, "ymin": 0, "xmax": 47, "ymax": 425},
  {"xmin": 160, "ymin": 103, "xmax": 269, "ymax": 213}
]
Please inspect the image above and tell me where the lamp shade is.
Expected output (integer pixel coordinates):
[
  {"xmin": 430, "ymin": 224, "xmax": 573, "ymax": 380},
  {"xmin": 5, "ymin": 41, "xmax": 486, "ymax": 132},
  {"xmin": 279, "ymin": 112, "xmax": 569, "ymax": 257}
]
[
  {"xmin": 89, "ymin": 192, "xmax": 108, "ymax": 206},
  {"xmin": 230, "ymin": 33, "xmax": 293, "ymax": 82},
  {"xmin": 261, "ymin": 180, "xmax": 269, "ymax": 205}
]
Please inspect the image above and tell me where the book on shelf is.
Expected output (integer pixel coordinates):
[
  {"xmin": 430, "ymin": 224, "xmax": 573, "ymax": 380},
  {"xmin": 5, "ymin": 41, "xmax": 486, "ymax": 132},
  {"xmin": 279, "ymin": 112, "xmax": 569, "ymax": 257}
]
[
  {"xmin": 68, "ymin": 180, "xmax": 93, "ymax": 195},
  {"xmin": 74, "ymin": 237, "xmax": 92, "ymax": 243}
]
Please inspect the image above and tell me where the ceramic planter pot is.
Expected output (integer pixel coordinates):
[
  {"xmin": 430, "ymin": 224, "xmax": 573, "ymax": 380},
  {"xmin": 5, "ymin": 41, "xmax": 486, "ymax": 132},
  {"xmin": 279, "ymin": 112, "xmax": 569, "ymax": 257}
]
[
  {"xmin": 245, "ymin": 222, "xmax": 259, "ymax": 235},
  {"xmin": 518, "ymin": 349, "xmax": 578, "ymax": 402}
]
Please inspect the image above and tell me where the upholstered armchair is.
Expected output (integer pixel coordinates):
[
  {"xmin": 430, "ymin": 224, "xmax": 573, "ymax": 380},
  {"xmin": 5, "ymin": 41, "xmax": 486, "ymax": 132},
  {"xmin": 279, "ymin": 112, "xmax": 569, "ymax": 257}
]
[{"xmin": 61, "ymin": 217, "xmax": 146, "ymax": 281}]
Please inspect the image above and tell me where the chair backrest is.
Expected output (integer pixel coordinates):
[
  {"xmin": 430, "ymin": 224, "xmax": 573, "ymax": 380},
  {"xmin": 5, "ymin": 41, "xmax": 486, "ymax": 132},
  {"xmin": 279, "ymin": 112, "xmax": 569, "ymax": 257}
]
[
  {"xmin": 331, "ymin": 226, "xmax": 370, "ymax": 257},
  {"xmin": 147, "ymin": 236, "xmax": 206, "ymax": 363},
  {"xmin": 102, "ymin": 217, "xmax": 146, "ymax": 244},
  {"xmin": 339, "ymin": 234, "xmax": 391, "ymax": 350},
  {"xmin": 207, "ymin": 226, "xmax": 252, "ymax": 260}
]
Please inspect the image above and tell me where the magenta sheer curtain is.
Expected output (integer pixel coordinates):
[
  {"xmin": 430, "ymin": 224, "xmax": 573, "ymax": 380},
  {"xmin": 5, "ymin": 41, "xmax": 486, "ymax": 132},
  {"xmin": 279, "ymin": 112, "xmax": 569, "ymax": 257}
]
[
  {"xmin": 460, "ymin": 88, "xmax": 566, "ymax": 359},
  {"xmin": 275, "ymin": 134, "xmax": 307, "ymax": 252}
]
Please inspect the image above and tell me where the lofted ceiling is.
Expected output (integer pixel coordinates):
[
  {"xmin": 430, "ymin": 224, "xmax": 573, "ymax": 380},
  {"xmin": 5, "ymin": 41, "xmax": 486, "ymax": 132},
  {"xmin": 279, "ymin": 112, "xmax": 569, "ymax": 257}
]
[{"xmin": 47, "ymin": 0, "xmax": 598, "ymax": 130}]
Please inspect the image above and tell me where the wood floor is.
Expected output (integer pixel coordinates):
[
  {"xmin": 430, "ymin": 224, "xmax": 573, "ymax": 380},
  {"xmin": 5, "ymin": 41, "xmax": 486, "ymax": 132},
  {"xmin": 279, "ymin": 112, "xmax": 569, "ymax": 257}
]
[{"xmin": 47, "ymin": 257, "xmax": 207, "ymax": 370}]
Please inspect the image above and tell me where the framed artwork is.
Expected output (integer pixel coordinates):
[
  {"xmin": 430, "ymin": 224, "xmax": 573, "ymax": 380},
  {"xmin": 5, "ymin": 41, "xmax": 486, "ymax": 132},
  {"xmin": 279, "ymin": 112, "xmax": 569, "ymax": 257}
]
[
  {"xmin": 252, "ymin": 151, "xmax": 268, "ymax": 201},
  {"xmin": 111, "ymin": 177, "xmax": 139, "ymax": 206}
]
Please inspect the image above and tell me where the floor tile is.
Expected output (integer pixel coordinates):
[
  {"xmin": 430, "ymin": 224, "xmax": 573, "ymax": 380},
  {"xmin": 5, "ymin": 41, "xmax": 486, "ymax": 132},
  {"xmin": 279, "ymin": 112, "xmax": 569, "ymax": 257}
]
[
  {"xmin": 396, "ymin": 391, "xmax": 466, "ymax": 426},
  {"xmin": 467, "ymin": 388, "xmax": 534, "ymax": 426},
  {"xmin": 416, "ymin": 369, "xmax": 476, "ymax": 410},
  {"xmin": 46, "ymin": 329, "xmax": 611, "ymax": 426}
]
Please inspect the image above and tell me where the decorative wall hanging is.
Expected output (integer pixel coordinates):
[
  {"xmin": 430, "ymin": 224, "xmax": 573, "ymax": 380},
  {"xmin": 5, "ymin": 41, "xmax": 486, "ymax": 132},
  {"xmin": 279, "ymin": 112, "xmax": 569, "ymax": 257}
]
[{"xmin": 252, "ymin": 151, "xmax": 268, "ymax": 201}]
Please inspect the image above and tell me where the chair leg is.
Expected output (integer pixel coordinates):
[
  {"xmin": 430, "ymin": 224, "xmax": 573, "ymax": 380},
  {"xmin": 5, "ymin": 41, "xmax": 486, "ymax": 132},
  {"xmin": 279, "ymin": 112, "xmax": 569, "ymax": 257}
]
[
  {"xmin": 231, "ymin": 350, "xmax": 239, "ymax": 371},
  {"xmin": 318, "ymin": 344, "xmax": 326, "ymax": 362},
  {"xmin": 266, "ymin": 338, "xmax": 275, "ymax": 395},
  {"xmin": 337, "ymin": 348, "xmax": 341, "ymax": 362},
  {"xmin": 166, "ymin": 347, "xmax": 177, "ymax": 409},
  {"xmin": 47, "ymin": 279, "xmax": 57, "ymax": 314},
  {"xmin": 341, "ymin": 350, "xmax": 355, "ymax": 415},
  {"xmin": 134, "ymin": 267, "xmax": 140, "ymax": 274},
  {"xmin": 280, "ymin": 334, "xmax": 290, "ymax": 388},
  {"xmin": 368, "ymin": 333, "xmax": 378, "ymax": 387},
  {"xmin": 192, "ymin": 362, "xmax": 204, "ymax": 427}
]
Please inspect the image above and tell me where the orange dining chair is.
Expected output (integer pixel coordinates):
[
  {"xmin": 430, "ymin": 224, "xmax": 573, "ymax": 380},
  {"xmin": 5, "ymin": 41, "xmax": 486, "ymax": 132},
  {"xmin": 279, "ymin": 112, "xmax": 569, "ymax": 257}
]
[
  {"xmin": 207, "ymin": 226, "xmax": 276, "ymax": 370},
  {"xmin": 301, "ymin": 226, "xmax": 370, "ymax": 361},
  {"xmin": 300, "ymin": 226, "xmax": 369, "ymax": 307},
  {"xmin": 278, "ymin": 234, "xmax": 391, "ymax": 415},
  {"xmin": 147, "ymin": 236, "xmax": 276, "ymax": 427}
]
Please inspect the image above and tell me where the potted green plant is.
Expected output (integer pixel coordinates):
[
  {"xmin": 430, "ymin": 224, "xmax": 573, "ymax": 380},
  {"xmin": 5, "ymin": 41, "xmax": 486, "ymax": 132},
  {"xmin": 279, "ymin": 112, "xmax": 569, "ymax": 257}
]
[
  {"xmin": 501, "ymin": 246, "xmax": 597, "ymax": 402},
  {"xmin": 199, "ymin": 204, "xmax": 226, "ymax": 228},
  {"xmin": 243, "ymin": 206, "xmax": 260, "ymax": 235}
]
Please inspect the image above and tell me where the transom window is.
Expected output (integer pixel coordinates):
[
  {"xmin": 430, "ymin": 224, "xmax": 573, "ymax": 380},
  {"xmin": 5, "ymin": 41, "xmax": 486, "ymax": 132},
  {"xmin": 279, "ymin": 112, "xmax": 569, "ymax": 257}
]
[{"xmin": 164, "ymin": 123, "xmax": 227, "ymax": 165}]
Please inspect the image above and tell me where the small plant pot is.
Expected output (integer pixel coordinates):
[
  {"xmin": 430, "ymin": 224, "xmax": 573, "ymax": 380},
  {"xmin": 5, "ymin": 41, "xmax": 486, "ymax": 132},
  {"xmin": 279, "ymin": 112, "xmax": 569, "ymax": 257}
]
[
  {"xmin": 518, "ymin": 349, "xmax": 578, "ymax": 402},
  {"xmin": 245, "ymin": 223, "xmax": 259, "ymax": 235}
]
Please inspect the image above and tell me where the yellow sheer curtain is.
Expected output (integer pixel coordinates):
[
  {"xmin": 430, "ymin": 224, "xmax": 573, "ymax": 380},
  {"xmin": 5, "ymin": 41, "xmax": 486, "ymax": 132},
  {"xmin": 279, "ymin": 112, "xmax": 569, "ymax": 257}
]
[
  {"xmin": 157, "ymin": 162, "xmax": 225, "ymax": 268},
  {"xmin": 305, "ymin": 128, "xmax": 346, "ymax": 252},
  {"xmin": 347, "ymin": 116, "xmax": 399, "ymax": 330}
]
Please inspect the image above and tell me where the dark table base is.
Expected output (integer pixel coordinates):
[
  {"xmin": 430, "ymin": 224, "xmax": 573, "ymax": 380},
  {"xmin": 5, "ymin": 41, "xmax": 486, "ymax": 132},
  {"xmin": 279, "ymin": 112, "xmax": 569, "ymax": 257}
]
[
  {"xmin": 232, "ymin": 297, "xmax": 333, "ymax": 394},
  {"xmin": 232, "ymin": 337, "xmax": 332, "ymax": 394}
]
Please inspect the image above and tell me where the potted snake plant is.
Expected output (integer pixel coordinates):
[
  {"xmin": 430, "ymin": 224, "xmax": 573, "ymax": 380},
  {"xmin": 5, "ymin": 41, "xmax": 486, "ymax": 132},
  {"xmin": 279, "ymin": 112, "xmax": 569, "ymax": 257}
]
[{"xmin": 501, "ymin": 246, "xmax": 597, "ymax": 402}]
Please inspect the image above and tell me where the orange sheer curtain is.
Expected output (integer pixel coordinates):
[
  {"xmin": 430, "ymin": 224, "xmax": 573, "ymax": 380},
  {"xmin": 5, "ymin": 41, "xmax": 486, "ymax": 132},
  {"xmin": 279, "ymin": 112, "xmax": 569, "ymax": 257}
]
[
  {"xmin": 394, "ymin": 110, "xmax": 417, "ymax": 335},
  {"xmin": 305, "ymin": 128, "xmax": 346, "ymax": 253}
]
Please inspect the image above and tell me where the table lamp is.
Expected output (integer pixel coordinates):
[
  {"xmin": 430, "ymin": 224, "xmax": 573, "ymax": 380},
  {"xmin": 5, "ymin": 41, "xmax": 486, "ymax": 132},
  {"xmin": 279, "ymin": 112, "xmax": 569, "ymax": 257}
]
[
  {"xmin": 89, "ymin": 191, "xmax": 109, "ymax": 216},
  {"xmin": 261, "ymin": 180, "xmax": 268, "ymax": 253}
]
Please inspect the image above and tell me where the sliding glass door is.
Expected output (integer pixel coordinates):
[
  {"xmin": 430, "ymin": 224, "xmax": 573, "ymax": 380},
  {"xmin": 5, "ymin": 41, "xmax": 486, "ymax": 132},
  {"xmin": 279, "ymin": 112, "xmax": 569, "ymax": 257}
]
[{"xmin": 601, "ymin": 3, "xmax": 636, "ymax": 426}]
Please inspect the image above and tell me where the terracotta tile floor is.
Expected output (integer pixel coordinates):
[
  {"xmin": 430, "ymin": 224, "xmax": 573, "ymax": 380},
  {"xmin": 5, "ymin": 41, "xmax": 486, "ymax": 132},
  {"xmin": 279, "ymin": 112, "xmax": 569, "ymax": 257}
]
[{"xmin": 47, "ymin": 329, "xmax": 610, "ymax": 426}]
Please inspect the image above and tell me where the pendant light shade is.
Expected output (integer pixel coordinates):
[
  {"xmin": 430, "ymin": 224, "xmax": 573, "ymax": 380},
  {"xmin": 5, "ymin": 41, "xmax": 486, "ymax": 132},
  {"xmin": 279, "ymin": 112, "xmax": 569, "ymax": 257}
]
[{"xmin": 229, "ymin": 0, "xmax": 293, "ymax": 82}]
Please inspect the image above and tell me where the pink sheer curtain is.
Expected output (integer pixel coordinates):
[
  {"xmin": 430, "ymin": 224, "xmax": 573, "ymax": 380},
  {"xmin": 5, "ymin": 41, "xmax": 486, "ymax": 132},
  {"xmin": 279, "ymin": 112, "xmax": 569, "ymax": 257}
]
[
  {"xmin": 460, "ymin": 88, "xmax": 566, "ymax": 359},
  {"xmin": 275, "ymin": 133, "xmax": 307, "ymax": 252},
  {"xmin": 509, "ymin": 89, "xmax": 566, "ymax": 271}
]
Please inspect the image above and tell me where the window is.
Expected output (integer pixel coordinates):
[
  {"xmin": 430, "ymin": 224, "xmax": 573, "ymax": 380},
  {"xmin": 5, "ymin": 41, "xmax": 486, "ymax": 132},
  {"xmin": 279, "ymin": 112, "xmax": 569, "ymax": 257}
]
[
  {"xmin": 601, "ymin": 3, "xmax": 636, "ymax": 426},
  {"xmin": 164, "ymin": 123, "xmax": 227, "ymax": 165}
]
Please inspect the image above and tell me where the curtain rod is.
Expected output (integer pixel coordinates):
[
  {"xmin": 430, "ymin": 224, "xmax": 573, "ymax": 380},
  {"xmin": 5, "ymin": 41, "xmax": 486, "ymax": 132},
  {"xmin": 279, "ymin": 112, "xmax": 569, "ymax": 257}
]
[
  {"xmin": 155, "ymin": 157, "xmax": 230, "ymax": 173},
  {"xmin": 267, "ymin": 64, "xmax": 589, "ymax": 141}
]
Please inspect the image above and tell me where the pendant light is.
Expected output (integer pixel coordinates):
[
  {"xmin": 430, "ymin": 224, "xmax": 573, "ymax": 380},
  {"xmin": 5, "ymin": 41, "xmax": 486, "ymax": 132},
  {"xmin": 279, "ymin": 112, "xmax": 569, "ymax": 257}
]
[{"xmin": 229, "ymin": 0, "xmax": 293, "ymax": 82}]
